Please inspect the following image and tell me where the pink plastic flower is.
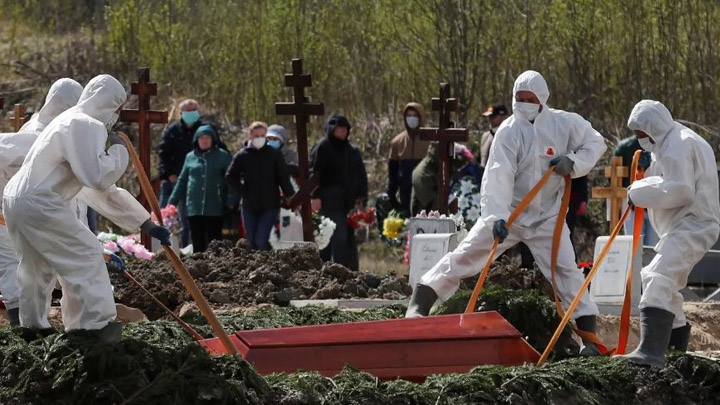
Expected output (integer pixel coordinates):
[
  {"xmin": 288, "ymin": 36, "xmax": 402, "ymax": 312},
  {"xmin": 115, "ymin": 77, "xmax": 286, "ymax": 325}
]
[{"xmin": 104, "ymin": 241, "xmax": 119, "ymax": 253}]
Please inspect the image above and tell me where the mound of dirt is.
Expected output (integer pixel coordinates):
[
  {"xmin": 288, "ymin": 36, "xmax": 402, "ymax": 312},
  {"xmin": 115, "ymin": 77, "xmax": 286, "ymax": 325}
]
[{"xmin": 112, "ymin": 240, "xmax": 412, "ymax": 319}]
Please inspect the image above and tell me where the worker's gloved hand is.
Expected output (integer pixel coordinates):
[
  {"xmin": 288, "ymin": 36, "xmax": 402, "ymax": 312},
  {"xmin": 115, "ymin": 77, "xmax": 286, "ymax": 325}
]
[
  {"xmin": 140, "ymin": 220, "xmax": 171, "ymax": 245},
  {"xmin": 549, "ymin": 155, "xmax": 575, "ymax": 176},
  {"xmin": 492, "ymin": 219, "xmax": 509, "ymax": 244},
  {"xmin": 104, "ymin": 253, "xmax": 125, "ymax": 274},
  {"xmin": 108, "ymin": 131, "xmax": 125, "ymax": 147},
  {"xmin": 638, "ymin": 150, "xmax": 652, "ymax": 171}
]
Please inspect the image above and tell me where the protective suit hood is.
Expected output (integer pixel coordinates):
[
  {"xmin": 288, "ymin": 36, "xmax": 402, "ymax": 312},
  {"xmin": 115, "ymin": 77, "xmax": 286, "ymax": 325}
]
[
  {"xmin": 627, "ymin": 100, "xmax": 675, "ymax": 144},
  {"xmin": 512, "ymin": 70, "xmax": 550, "ymax": 106},
  {"xmin": 35, "ymin": 79, "xmax": 83, "ymax": 126},
  {"xmin": 75, "ymin": 75, "xmax": 127, "ymax": 125}
]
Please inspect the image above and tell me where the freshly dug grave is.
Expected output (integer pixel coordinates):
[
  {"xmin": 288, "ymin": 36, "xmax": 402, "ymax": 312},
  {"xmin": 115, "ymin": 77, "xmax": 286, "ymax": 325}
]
[
  {"xmin": 112, "ymin": 240, "xmax": 412, "ymax": 319},
  {"xmin": 1, "ymin": 304, "xmax": 719, "ymax": 404}
]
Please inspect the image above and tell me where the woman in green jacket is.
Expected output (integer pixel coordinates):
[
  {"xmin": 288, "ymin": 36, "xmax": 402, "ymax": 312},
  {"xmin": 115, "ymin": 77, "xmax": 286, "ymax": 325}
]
[{"xmin": 169, "ymin": 125, "xmax": 236, "ymax": 252}]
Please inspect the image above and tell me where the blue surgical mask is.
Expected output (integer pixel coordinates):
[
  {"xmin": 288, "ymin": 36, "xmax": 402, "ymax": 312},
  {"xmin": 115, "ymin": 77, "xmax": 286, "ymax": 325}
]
[
  {"xmin": 267, "ymin": 140, "xmax": 282, "ymax": 149},
  {"xmin": 181, "ymin": 110, "xmax": 200, "ymax": 126}
]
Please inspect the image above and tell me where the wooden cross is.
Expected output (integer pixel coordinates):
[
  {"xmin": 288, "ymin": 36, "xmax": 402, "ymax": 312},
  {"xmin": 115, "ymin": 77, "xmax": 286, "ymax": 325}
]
[
  {"xmin": 8, "ymin": 104, "xmax": 27, "ymax": 132},
  {"xmin": 276, "ymin": 58, "xmax": 324, "ymax": 242},
  {"xmin": 591, "ymin": 156, "xmax": 629, "ymax": 231},
  {"xmin": 119, "ymin": 68, "xmax": 169, "ymax": 249},
  {"xmin": 419, "ymin": 83, "xmax": 469, "ymax": 214}
]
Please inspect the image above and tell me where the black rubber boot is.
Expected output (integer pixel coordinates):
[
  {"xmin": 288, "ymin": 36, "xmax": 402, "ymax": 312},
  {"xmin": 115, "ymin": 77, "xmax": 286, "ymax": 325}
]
[
  {"xmin": 575, "ymin": 315, "xmax": 601, "ymax": 356},
  {"xmin": 7, "ymin": 308, "xmax": 19, "ymax": 326},
  {"xmin": 668, "ymin": 323, "xmax": 691, "ymax": 352},
  {"xmin": 98, "ymin": 321, "xmax": 123, "ymax": 343},
  {"xmin": 405, "ymin": 284, "xmax": 438, "ymax": 318},
  {"xmin": 617, "ymin": 307, "xmax": 674, "ymax": 368}
]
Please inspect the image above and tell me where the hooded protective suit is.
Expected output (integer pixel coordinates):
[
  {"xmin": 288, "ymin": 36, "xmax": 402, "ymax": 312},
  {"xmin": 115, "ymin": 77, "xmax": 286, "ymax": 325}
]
[
  {"xmin": 627, "ymin": 100, "xmax": 720, "ymax": 328},
  {"xmin": 420, "ymin": 71, "xmax": 606, "ymax": 320},
  {"xmin": 3, "ymin": 75, "xmax": 150, "ymax": 330},
  {"xmin": 0, "ymin": 78, "xmax": 83, "ymax": 311}
]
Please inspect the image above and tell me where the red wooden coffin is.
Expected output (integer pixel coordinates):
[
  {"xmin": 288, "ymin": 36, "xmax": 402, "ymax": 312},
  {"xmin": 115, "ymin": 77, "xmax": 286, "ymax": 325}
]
[{"xmin": 199, "ymin": 311, "xmax": 539, "ymax": 381}]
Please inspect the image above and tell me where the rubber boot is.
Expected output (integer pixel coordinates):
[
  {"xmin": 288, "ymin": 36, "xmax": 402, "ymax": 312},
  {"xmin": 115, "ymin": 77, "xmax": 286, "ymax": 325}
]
[
  {"xmin": 668, "ymin": 323, "xmax": 691, "ymax": 352},
  {"xmin": 98, "ymin": 321, "xmax": 123, "ymax": 344},
  {"xmin": 575, "ymin": 315, "xmax": 601, "ymax": 356},
  {"xmin": 7, "ymin": 308, "xmax": 19, "ymax": 326},
  {"xmin": 405, "ymin": 284, "xmax": 438, "ymax": 318},
  {"xmin": 617, "ymin": 307, "xmax": 674, "ymax": 368}
]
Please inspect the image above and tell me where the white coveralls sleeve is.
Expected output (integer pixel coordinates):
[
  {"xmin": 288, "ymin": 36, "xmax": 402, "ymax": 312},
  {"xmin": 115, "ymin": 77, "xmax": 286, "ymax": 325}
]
[
  {"xmin": 76, "ymin": 185, "xmax": 149, "ymax": 232},
  {"xmin": 480, "ymin": 128, "xmax": 517, "ymax": 222},
  {"xmin": 63, "ymin": 120, "xmax": 129, "ymax": 191},
  {"xmin": 564, "ymin": 115, "xmax": 607, "ymax": 178},
  {"xmin": 628, "ymin": 153, "xmax": 694, "ymax": 210}
]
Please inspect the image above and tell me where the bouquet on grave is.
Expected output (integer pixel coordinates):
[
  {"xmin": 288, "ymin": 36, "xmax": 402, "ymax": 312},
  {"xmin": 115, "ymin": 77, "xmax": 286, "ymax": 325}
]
[
  {"xmin": 347, "ymin": 207, "xmax": 376, "ymax": 230},
  {"xmin": 151, "ymin": 204, "xmax": 181, "ymax": 235},
  {"xmin": 382, "ymin": 210, "xmax": 406, "ymax": 240},
  {"xmin": 97, "ymin": 232, "xmax": 154, "ymax": 260},
  {"xmin": 450, "ymin": 177, "xmax": 482, "ymax": 227},
  {"xmin": 312, "ymin": 212, "xmax": 336, "ymax": 250}
]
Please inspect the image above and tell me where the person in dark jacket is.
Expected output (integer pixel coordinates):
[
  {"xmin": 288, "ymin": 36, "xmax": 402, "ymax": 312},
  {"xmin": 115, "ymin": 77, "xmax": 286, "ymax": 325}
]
[
  {"xmin": 226, "ymin": 122, "xmax": 295, "ymax": 250},
  {"xmin": 387, "ymin": 103, "xmax": 430, "ymax": 215},
  {"xmin": 168, "ymin": 125, "xmax": 236, "ymax": 253},
  {"xmin": 310, "ymin": 115, "xmax": 368, "ymax": 271}
]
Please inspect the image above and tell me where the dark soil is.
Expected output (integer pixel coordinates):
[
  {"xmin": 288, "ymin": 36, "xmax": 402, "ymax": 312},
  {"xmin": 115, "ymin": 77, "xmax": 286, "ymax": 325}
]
[{"xmin": 111, "ymin": 240, "xmax": 412, "ymax": 319}]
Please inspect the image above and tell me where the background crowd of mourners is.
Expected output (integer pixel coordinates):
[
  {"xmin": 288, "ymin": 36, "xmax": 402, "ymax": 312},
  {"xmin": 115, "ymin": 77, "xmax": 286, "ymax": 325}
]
[{"xmin": 157, "ymin": 97, "xmax": 649, "ymax": 270}]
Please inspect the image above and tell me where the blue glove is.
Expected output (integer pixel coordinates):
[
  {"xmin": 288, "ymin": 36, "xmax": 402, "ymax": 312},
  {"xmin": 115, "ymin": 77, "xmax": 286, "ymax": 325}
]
[
  {"xmin": 140, "ymin": 220, "xmax": 171, "ymax": 245},
  {"xmin": 549, "ymin": 155, "xmax": 575, "ymax": 176},
  {"xmin": 638, "ymin": 150, "xmax": 652, "ymax": 171},
  {"xmin": 104, "ymin": 253, "xmax": 125, "ymax": 274},
  {"xmin": 492, "ymin": 219, "xmax": 509, "ymax": 244}
]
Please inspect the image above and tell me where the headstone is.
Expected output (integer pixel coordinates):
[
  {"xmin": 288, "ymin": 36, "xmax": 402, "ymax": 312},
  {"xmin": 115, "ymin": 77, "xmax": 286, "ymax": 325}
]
[
  {"xmin": 409, "ymin": 233, "xmax": 461, "ymax": 288},
  {"xmin": 589, "ymin": 235, "xmax": 641, "ymax": 316}
]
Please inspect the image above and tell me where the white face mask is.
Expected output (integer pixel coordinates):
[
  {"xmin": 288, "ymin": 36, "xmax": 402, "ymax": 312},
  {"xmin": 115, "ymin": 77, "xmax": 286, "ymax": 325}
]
[
  {"xmin": 405, "ymin": 116, "xmax": 420, "ymax": 129},
  {"xmin": 251, "ymin": 137, "xmax": 266, "ymax": 149},
  {"xmin": 106, "ymin": 111, "xmax": 120, "ymax": 131},
  {"xmin": 513, "ymin": 102, "xmax": 541, "ymax": 122},
  {"xmin": 638, "ymin": 137, "xmax": 656, "ymax": 153}
]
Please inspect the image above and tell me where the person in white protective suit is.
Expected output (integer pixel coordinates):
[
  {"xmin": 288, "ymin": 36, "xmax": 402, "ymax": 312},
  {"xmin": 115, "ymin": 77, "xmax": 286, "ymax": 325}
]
[
  {"xmin": 3, "ymin": 74, "xmax": 170, "ymax": 341},
  {"xmin": 0, "ymin": 78, "xmax": 83, "ymax": 326},
  {"xmin": 406, "ymin": 70, "xmax": 607, "ymax": 355},
  {"xmin": 617, "ymin": 100, "xmax": 720, "ymax": 367}
]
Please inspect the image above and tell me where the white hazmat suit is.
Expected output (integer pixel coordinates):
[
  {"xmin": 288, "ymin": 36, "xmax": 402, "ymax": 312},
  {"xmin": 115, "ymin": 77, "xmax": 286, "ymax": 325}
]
[
  {"xmin": 419, "ymin": 71, "xmax": 606, "ymax": 320},
  {"xmin": 627, "ymin": 100, "xmax": 720, "ymax": 328},
  {"xmin": 3, "ymin": 75, "xmax": 150, "ymax": 330},
  {"xmin": 0, "ymin": 78, "xmax": 83, "ymax": 311}
]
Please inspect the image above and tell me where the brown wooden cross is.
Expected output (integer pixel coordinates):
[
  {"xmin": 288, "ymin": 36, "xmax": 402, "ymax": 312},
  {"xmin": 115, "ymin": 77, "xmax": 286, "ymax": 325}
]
[
  {"xmin": 419, "ymin": 83, "xmax": 469, "ymax": 214},
  {"xmin": 591, "ymin": 156, "xmax": 629, "ymax": 231},
  {"xmin": 276, "ymin": 58, "xmax": 324, "ymax": 242},
  {"xmin": 8, "ymin": 104, "xmax": 27, "ymax": 132},
  {"xmin": 119, "ymin": 68, "xmax": 169, "ymax": 249}
]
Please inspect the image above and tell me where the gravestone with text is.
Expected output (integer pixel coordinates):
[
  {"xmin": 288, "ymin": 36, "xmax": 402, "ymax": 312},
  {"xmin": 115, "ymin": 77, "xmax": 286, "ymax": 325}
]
[
  {"xmin": 409, "ymin": 232, "xmax": 462, "ymax": 289},
  {"xmin": 589, "ymin": 235, "xmax": 641, "ymax": 315}
]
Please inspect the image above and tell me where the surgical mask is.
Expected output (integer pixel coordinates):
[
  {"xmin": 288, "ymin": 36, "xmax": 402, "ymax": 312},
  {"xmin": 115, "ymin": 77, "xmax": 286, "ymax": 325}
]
[
  {"xmin": 514, "ymin": 102, "xmax": 541, "ymax": 122},
  {"xmin": 267, "ymin": 140, "xmax": 282, "ymax": 149},
  {"xmin": 638, "ymin": 137, "xmax": 656, "ymax": 153},
  {"xmin": 181, "ymin": 110, "xmax": 200, "ymax": 126},
  {"xmin": 106, "ymin": 111, "xmax": 120, "ymax": 131},
  {"xmin": 406, "ymin": 116, "xmax": 420, "ymax": 129},
  {"xmin": 251, "ymin": 137, "xmax": 266, "ymax": 149}
]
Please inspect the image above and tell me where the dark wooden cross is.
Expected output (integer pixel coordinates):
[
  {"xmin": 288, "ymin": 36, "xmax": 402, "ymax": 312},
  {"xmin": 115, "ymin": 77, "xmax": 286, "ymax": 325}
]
[
  {"xmin": 119, "ymin": 68, "xmax": 168, "ymax": 249},
  {"xmin": 276, "ymin": 58, "xmax": 324, "ymax": 242},
  {"xmin": 419, "ymin": 83, "xmax": 469, "ymax": 215},
  {"xmin": 8, "ymin": 104, "xmax": 27, "ymax": 132}
]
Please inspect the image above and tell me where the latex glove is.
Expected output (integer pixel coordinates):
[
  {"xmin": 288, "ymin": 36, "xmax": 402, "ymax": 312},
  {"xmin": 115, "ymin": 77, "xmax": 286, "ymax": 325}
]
[
  {"xmin": 109, "ymin": 131, "xmax": 126, "ymax": 147},
  {"xmin": 638, "ymin": 150, "xmax": 652, "ymax": 171},
  {"xmin": 104, "ymin": 252, "xmax": 126, "ymax": 274},
  {"xmin": 492, "ymin": 219, "xmax": 509, "ymax": 244},
  {"xmin": 140, "ymin": 220, "xmax": 171, "ymax": 245},
  {"xmin": 576, "ymin": 201, "xmax": 587, "ymax": 216},
  {"xmin": 549, "ymin": 155, "xmax": 574, "ymax": 176}
]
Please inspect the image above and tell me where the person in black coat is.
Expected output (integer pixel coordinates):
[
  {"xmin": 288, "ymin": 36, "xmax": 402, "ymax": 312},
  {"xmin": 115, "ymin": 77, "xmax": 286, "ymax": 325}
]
[
  {"xmin": 310, "ymin": 114, "xmax": 368, "ymax": 271},
  {"xmin": 226, "ymin": 122, "xmax": 295, "ymax": 250}
]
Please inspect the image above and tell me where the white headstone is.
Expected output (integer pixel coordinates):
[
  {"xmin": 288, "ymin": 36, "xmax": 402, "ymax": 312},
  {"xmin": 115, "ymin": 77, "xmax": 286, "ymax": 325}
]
[
  {"xmin": 407, "ymin": 218, "xmax": 457, "ymax": 263},
  {"xmin": 409, "ymin": 233, "xmax": 460, "ymax": 289},
  {"xmin": 589, "ymin": 235, "xmax": 642, "ymax": 315}
]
